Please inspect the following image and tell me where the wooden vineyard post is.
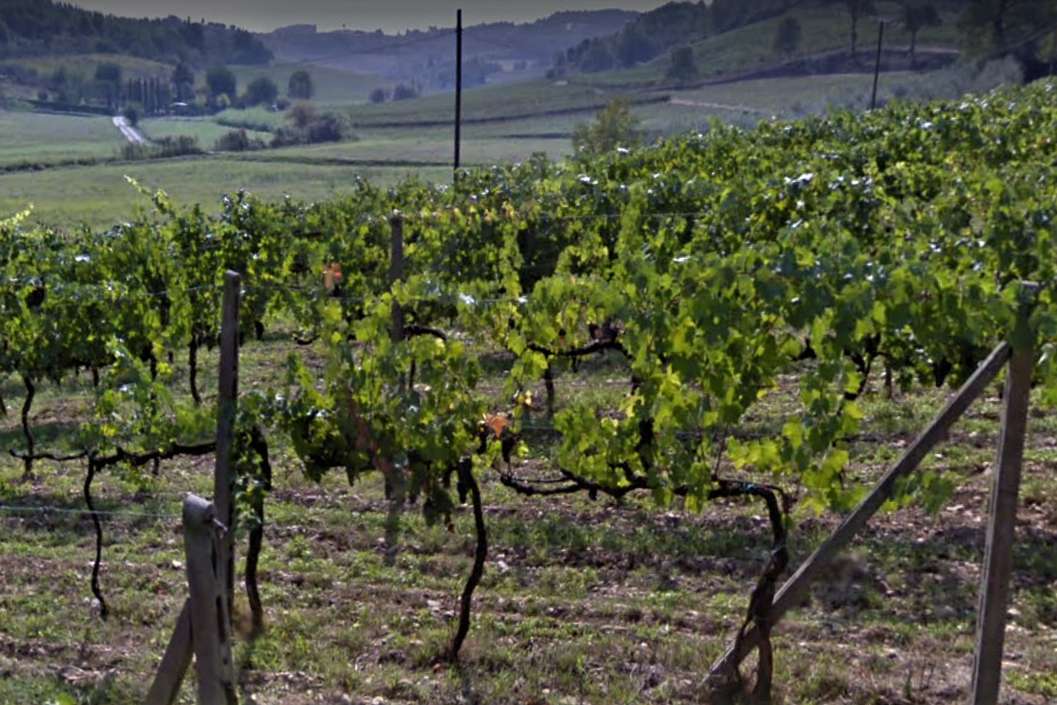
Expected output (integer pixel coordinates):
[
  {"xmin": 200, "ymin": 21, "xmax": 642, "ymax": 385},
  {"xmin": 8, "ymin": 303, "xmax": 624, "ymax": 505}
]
[
  {"xmin": 146, "ymin": 495, "xmax": 237, "ymax": 705},
  {"xmin": 708, "ymin": 341, "xmax": 1013, "ymax": 682},
  {"xmin": 184, "ymin": 495, "xmax": 238, "ymax": 705},
  {"xmin": 969, "ymin": 288, "xmax": 1037, "ymax": 705},
  {"xmin": 214, "ymin": 271, "xmax": 241, "ymax": 619},
  {"xmin": 389, "ymin": 215, "xmax": 405, "ymax": 343},
  {"xmin": 384, "ymin": 215, "xmax": 407, "ymax": 565}
]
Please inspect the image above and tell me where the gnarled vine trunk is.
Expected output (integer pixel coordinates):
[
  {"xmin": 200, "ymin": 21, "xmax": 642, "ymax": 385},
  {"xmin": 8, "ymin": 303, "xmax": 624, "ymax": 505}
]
[
  {"xmin": 450, "ymin": 460, "xmax": 488, "ymax": 661},
  {"xmin": 20, "ymin": 374, "xmax": 34, "ymax": 480}
]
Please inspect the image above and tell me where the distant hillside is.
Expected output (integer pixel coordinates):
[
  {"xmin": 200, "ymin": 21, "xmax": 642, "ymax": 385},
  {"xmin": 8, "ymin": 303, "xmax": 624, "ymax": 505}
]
[
  {"xmin": 260, "ymin": 9, "xmax": 638, "ymax": 90},
  {"xmin": 554, "ymin": 0, "xmax": 797, "ymax": 75},
  {"xmin": 0, "ymin": 0, "xmax": 272, "ymax": 66}
]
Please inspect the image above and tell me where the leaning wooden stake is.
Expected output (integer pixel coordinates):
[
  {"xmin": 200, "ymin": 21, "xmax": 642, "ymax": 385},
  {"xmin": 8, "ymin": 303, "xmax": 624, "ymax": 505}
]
[
  {"xmin": 146, "ymin": 495, "xmax": 237, "ymax": 705},
  {"xmin": 145, "ymin": 602, "xmax": 192, "ymax": 705},
  {"xmin": 969, "ymin": 293, "xmax": 1036, "ymax": 705},
  {"xmin": 214, "ymin": 271, "xmax": 241, "ymax": 619},
  {"xmin": 708, "ymin": 341, "xmax": 1012, "ymax": 682}
]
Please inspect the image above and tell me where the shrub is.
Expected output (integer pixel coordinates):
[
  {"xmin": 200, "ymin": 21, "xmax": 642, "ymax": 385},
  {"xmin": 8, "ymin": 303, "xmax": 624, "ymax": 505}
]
[
  {"xmin": 666, "ymin": 46, "xmax": 699, "ymax": 84},
  {"xmin": 392, "ymin": 83, "xmax": 418, "ymax": 101},
  {"xmin": 122, "ymin": 106, "xmax": 139, "ymax": 127},
  {"xmin": 306, "ymin": 112, "xmax": 345, "ymax": 142},
  {"xmin": 369, "ymin": 87, "xmax": 388, "ymax": 104},
  {"xmin": 288, "ymin": 102, "xmax": 318, "ymax": 129},
  {"xmin": 243, "ymin": 76, "xmax": 279, "ymax": 107},
  {"xmin": 271, "ymin": 109, "xmax": 351, "ymax": 147},
  {"xmin": 214, "ymin": 128, "xmax": 266, "ymax": 152},
  {"xmin": 572, "ymin": 98, "xmax": 642, "ymax": 157},
  {"xmin": 121, "ymin": 135, "xmax": 201, "ymax": 160}
]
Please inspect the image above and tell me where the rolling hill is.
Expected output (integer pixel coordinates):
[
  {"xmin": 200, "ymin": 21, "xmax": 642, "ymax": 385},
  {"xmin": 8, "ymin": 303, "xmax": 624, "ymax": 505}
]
[{"xmin": 258, "ymin": 9, "xmax": 639, "ymax": 90}]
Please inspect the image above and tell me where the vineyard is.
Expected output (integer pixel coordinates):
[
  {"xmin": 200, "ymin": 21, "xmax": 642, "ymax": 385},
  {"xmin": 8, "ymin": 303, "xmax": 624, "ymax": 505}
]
[{"xmin": 2, "ymin": 79, "xmax": 1057, "ymax": 704}]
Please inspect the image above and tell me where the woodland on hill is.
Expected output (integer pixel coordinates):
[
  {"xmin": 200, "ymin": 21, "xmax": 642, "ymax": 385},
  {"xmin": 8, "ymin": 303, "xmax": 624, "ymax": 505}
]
[{"xmin": 0, "ymin": 0, "xmax": 272, "ymax": 66}]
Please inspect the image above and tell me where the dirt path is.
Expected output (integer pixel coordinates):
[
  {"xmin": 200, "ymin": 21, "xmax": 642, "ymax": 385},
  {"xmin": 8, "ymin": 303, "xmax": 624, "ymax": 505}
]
[{"xmin": 112, "ymin": 115, "xmax": 147, "ymax": 145}]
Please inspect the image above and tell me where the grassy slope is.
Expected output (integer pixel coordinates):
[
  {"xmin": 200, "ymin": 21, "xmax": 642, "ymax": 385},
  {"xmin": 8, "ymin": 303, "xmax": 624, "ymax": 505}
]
[
  {"xmin": 344, "ymin": 80, "xmax": 637, "ymax": 127},
  {"xmin": 576, "ymin": 2, "xmax": 964, "ymax": 89},
  {"xmin": 0, "ymin": 327, "xmax": 1054, "ymax": 704},
  {"xmin": 0, "ymin": 109, "xmax": 124, "ymax": 167}
]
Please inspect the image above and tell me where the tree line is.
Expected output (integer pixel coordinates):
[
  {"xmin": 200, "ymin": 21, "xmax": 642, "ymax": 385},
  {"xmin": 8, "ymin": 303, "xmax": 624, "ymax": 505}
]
[
  {"xmin": 0, "ymin": 0, "xmax": 271, "ymax": 66},
  {"xmin": 4, "ymin": 58, "xmax": 316, "ymax": 117}
]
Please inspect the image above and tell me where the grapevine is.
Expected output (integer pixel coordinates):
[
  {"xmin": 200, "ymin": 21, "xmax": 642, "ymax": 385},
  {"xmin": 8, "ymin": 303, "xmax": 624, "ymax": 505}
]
[{"xmin": 2, "ymin": 80, "xmax": 1057, "ymax": 691}]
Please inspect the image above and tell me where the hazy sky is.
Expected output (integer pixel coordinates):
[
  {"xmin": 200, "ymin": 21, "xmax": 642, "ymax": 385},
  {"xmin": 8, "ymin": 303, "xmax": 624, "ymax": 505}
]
[{"xmin": 69, "ymin": 1, "xmax": 667, "ymax": 33}]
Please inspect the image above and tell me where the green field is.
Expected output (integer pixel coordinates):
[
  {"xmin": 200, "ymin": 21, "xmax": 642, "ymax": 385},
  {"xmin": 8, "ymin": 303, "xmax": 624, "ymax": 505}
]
[
  {"xmin": 139, "ymin": 117, "xmax": 272, "ymax": 147},
  {"xmin": 212, "ymin": 105, "xmax": 287, "ymax": 132},
  {"xmin": 0, "ymin": 110, "xmax": 123, "ymax": 168},
  {"xmin": 0, "ymin": 124, "xmax": 576, "ymax": 227},
  {"xmin": 0, "ymin": 157, "xmax": 448, "ymax": 228},
  {"xmin": 344, "ymin": 79, "xmax": 643, "ymax": 127},
  {"xmin": 253, "ymin": 127, "xmax": 571, "ymax": 164}
]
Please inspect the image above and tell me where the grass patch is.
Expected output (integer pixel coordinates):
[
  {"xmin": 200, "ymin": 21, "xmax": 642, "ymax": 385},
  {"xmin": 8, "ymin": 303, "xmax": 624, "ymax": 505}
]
[
  {"xmin": 0, "ymin": 157, "xmax": 449, "ymax": 228},
  {"xmin": 0, "ymin": 110, "xmax": 123, "ymax": 169}
]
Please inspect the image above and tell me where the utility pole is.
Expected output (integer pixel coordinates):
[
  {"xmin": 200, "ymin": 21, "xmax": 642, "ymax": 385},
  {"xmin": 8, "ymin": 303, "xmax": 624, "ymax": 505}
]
[
  {"xmin": 454, "ymin": 8, "xmax": 463, "ymax": 179},
  {"xmin": 871, "ymin": 20, "xmax": 885, "ymax": 110}
]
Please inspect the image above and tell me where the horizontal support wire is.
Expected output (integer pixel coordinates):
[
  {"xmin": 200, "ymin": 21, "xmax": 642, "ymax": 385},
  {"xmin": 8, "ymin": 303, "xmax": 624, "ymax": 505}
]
[
  {"xmin": 0, "ymin": 502, "xmax": 182, "ymax": 522},
  {"xmin": 0, "ymin": 281, "xmax": 580, "ymax": 308}
]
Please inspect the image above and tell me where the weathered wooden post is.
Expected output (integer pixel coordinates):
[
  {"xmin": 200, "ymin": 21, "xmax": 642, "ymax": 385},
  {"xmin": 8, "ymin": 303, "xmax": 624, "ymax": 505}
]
[
  {"xmin": 389, "ymin": 216, "xmax": 405, "ymax": 343},
  {"xmin": 146, "ymin": 495, "xmax": 237, "ymax": 705},
  {"xmin": 968, "ymin": 284, "xmax": 1037, "ymax": 705},
  {"xmin": 384, "ymin": 216, "xmax": 407, "ymax": 565},
  {"xmin": 214, "ymin": 271, "xmax": 241, "ymax": 619}
]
